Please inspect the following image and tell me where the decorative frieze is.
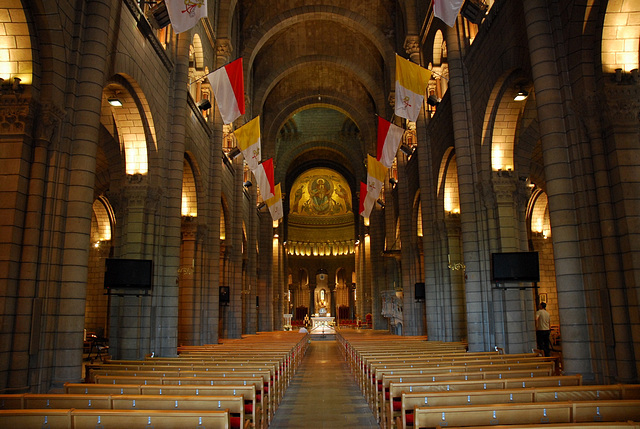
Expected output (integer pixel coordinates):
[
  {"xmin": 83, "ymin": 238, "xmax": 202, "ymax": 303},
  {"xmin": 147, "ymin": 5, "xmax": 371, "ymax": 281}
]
[
  {"xmin": 603, "ymin": 82, "xmax": 640, "ymax": 127},
  {"xmin": 0, "ymin": 96, "xmax": 32, "ymax": 135}
]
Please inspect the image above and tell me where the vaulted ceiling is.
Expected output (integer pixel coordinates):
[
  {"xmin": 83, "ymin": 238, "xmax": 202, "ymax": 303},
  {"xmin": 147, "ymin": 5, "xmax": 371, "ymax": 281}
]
[{"xmin": 237, "ymin": 0, "xmax": 402, "ymax": 190}]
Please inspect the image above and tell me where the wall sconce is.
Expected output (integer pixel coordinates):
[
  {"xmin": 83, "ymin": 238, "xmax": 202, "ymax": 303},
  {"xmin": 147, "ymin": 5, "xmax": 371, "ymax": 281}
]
[
  {"xmin": 389, "ymin": 177, "xmax": 398, "ymax": 188},
  {"xmin": 376, "ymin": 199, "xmax": 385, "ymax": 208},
  {"xmin": 427, "ymin": 94, "xmax": 441, "ymax": 106},
  {"xmin": 243, "ymin": 180, "xmax": 252, "ymax": 188},
  {"xmin": 399, "ymin": 144, "xmax": 414, "ymax": 157},
  {"xmin": 227, "ymin": 147, "xmax": 241, "ymax": 160},
  {"xmin": 461, "ymin": 0, "xmax": 489, "ymax": 24},
  {"xmin": 197, "ymin": 99, "xmax": 211, "ymax": 111},
  {"xmin": 12, "ymin": 77, "xmax": 22, "ymax": 92},
  {"xmin": 514, "ymin": 88, "xmax": 529, "ymax": 101},
  {"xmin": 146, "ymin": 1, "xmax": 171, "ymax": 29},
  {"xmin": 257, "ymin": 201, "xmax": 266, "ymax": 210},
  {"xmin": 108, "ymin": 97, "xmax": 123, "ymax": 107}
]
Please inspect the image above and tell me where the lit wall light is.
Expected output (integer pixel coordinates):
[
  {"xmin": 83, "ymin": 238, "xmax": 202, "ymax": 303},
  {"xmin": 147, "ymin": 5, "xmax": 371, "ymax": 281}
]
[
  {"xmin": 514, "ymin": 88, "xmax": 528, "ymax": 101},
  {"xmin": 108, "ymin": 98, "xmax": 123, "ymax": 107}
]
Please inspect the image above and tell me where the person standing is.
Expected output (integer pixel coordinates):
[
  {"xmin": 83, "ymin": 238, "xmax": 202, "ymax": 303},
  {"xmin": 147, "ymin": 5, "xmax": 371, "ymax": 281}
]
[{"xmin": 536, "ymin": 302, "xmax": 551, "ymax": 357}]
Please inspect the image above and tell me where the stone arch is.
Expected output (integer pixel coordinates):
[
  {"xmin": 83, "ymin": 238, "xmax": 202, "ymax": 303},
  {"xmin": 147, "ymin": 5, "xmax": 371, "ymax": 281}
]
[
  {"xmin": 182, "ymin": 155, "xmax": 199, "ymax": 217},
  {"xmin": 601, "ymin": 1, "xmax": 640, "ymax": 74},
  {"xmin": 241, "ymin": 6, "xmax": 396, "ymax": 75},
  {"xmin": 253, "ymin": 55, "xmax": 386, "ymax": 118},
  {"xmin": 101, "ymin": 74, "xmax": 158, "ymax": 176},
  {"xmin": 265, "ymin": 99, "xmax": 375, "ymax": 172},
  {"xmin": 480, "ymin": 70, "xmax": 532, "ymax": 178},
  {"xmin": 437, "ymin": 149, "xmax": 460, "ymax": 215}
]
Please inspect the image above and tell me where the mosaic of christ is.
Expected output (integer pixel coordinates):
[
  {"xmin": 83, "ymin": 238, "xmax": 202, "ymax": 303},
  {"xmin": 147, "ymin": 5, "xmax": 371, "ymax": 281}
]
[{"xmin": 289, "ymin": 169, "xmax": 352, "ymax": 216}]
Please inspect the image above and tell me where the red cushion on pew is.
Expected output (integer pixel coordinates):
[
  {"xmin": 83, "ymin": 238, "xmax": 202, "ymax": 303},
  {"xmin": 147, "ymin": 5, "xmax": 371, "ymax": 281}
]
[
  {"xmin": 245, "ymin": 401, "xmax": 253, "ymax": 413},
  {"xmin": 393, "ymin": 398, "xmax": 401, "ymax": 411},
  {"xmin": 406, "ymin": 411, "xmax": 414, "ymax": 426},
  {"xmin": 231, "ymin": 415, "xmax": 241, "ymax": 429}
]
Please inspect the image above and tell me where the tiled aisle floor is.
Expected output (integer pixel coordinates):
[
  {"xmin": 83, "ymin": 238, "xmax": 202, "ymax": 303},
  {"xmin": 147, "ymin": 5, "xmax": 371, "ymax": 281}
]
[{"xmin": 269, "ymin": 340, "xmax": 378, "ymax": 428}]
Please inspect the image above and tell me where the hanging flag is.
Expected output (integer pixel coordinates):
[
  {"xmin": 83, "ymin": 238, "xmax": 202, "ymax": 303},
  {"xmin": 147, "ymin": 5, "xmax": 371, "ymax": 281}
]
[
  {"xmin": 266, "ymin": 183, "xmax": 283, "ymax": 221},
  {"xmin": 395, "ymin": 54, "xmax": 431, "ymax": 122},
  {"xmin": 377, "ymin": 116, "xmax": 405, "ymax": 168},
  {"xmin": 207, "ymin": 58, "xmax": 245, "ymax": 124},
  {"xmin": 234, "ymin": 116, "xmax": 261, "ymax": 171},
  {"xmin": 165, "ymin": 0, "xmax": 207, "ymax": 34},
  {"xmin": 433, "ymin": 0, "xmax": 464, "ymax": 27},
  {"xmin": 359, "ymin": 181, "xmax": 369, "ymax": 218},
  {"xmin": 360, "ymin": 155, "xmax": 387, "ymax": 218},
  {"xmin": 253, "ymin": 158, "xmax": 275, "ymax": 200}
]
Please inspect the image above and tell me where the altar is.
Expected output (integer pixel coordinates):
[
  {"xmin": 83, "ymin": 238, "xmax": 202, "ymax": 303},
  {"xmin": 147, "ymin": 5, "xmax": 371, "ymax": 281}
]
[{"xmin": 310, "ymin": 316, "xmax": 335, "ymax": 329}]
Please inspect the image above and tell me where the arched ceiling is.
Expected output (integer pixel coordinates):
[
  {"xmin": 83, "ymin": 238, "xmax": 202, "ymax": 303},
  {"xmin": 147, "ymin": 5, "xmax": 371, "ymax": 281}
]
[{"xmin": 237, "ymin": 0, "xmax": 400, "ymax": 187}]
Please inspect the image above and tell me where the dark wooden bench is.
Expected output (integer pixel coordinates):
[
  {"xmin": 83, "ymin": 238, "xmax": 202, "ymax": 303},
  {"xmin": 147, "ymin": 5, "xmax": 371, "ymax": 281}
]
[
  {"xmin": 412, "ymin": 400, "xmax": 640, "ymax": 429},
  {"xmin": 387, "ymin": 375, "xmax": 583, "ymax": 429},
  {"xmin": 0, "ymin": 408, "xmax": 231, "ymax": 429}
]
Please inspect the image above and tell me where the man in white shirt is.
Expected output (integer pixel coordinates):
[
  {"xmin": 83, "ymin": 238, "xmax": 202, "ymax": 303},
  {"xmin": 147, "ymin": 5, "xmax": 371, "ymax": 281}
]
[{"xmin": 535, "ymin": 302, "xmax": 551, "ymax": 357}]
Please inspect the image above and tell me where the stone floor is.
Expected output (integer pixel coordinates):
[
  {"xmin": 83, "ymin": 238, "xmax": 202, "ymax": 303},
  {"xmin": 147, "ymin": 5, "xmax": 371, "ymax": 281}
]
[{"xmin": 269, "ymin": 340, "xmax": 378, "ymax": 428}]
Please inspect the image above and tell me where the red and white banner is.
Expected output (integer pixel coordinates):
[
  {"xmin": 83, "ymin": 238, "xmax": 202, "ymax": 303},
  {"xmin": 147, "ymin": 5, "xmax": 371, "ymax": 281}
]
[
  {"xmin": 166, "ymin": 0, "xmax": 207, "ymax": 34},
  {"xmin": 207, "ymin": 58, "xmax": 245, "ymax": 124},
  {"xmin": 360, "ymin": 155, "xmax": 387, "ymax": 218},
  {"xmin": 377, "ymin": 116, "xmax": 405, "ymax": 168},
  {"xmin": 433, "ymin": 0, "xmax": 464, "ymax": 27},
  {"xmin": 253, "ymin": 158, "xmax": 275, "ymax": 200}
]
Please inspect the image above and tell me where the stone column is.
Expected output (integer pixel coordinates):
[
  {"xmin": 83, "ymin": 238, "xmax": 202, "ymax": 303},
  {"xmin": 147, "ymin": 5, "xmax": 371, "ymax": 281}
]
[
  {"xmin": 398, "ymin": 36, "xmax": 422, "ymax": 335},
  {"xmin": 601, "ymin": 81, "xmax": 640, "ymax": 381},
  {"xmin": 349, "ymin": 283, "xmax": 356, "ymax": 320},
  {"xmin": 178, "ymin": 218, "xmax": 197, "ymax": 345},
  {"xmin": 308, "ymin": 283, "xmax": 316, "ymax": 316},
  {"xmin": 51, "ymin": 0, "xmax": 111, "ymax": 388},
  {"xmin": 445, "ymin": 24, "xmax": 493, "ymax": 351},
  {"xmin": 245, "ymin": 179, "xmax": 258, "ymax": 334},
  {"xmin": 522, "ymin": 0, "xmax": 593, "ymax": 379}
]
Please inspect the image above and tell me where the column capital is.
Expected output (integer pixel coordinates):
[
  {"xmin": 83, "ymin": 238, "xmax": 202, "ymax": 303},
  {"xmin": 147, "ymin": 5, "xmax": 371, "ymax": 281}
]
[
  {"xmin": 404, "ymin": 36, "xmax": 421, "ymax": 60},
  {"xmin": 216, "ymin": 39, "xmax": 233, "ymax": 65},
  {"xmin": 603, "ymin": 81, "xmax": 640, "ymax": 128}
]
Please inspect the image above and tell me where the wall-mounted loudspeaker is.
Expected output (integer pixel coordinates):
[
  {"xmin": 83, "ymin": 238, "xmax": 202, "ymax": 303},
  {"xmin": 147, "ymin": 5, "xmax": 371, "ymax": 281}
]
[
  {"xmin": 219, "ymin": 286, "xmax": 230, "ymax": 305},
  {"xmin": 415, "ymin": 282, "xmax": 425, "ymax": 301}
]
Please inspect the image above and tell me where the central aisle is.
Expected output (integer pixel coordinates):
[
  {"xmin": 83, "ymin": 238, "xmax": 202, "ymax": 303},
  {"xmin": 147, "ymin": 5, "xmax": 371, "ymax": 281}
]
[{"xmin": 269, "ymin": 339, "xmax": 378, "ymax": 428}]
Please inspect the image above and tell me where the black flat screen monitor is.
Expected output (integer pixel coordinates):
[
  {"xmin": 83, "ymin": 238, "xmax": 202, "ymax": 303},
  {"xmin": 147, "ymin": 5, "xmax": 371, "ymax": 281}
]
[
  {"xmin": 491, "ymin": 252, "xmax": 539, "ymax": 283},
  {"xmin": 104, "ymin": 258, "xmax": 153, "ymax": 290}
]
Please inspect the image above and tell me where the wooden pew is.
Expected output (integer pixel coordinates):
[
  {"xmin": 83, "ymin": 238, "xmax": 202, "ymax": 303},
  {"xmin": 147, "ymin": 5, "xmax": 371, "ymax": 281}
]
[
  {"xmin": 379, "ymin": 367, "xmax": 555, "ymax": 424},
  {"xmin": 110, "ymin": 395, "xmax": 246, "ymax": 429},
  {"xmin": 370, "ymin": 360, "xmax": 556, "ymax": 403},
  {"xmin": 441, "ymin": 423, "xmax": 640, "ymax": 429},
  {"xmin": 0, "ymin": 393, "xmax": 25, "ymax": 409},
  {"xmin": 387, "ymin": 375, "xmax": 583, "ymax": 429},
  {"xmin": 4, "ymin": 392, "xmax": 247, "ymax": 429},
  {"xmin": 23, "ymin": 393, "xmax": 111, "ymax": 410},
  {"xmin": 0, "ymin": 408, "xmax": 232, "ymax": 429},
  {"xmin": 64, "ymin": 382, "xmax": 262, "ymax": 429},
  {"xmin": 71, "ymin": 409, "xmax": 231, "ymax": 428},
  {"xmin": 412, "ymin": 400, "xmax": 640, "ymax": 429},
  {"xmin": 85, "ymin": 375, "xmax": 270, "ymax": 426},
  {"xmin": 371, "ymin": 362, "xmax": 555, "ymax": 422},
  {"xmin": 140, "ymin": 385, "xmax": 261, "ymax": 429},
  {"xmin": 64, "ymin": 383, "xmax": 142, "ymax": 394},
  {"xmin": 398, "ymin": 384, "xmax": 638, "ymax": 429},
  {"xmin": 0, "ymin": 409, "xmax": 72, "ymax": 428}
]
